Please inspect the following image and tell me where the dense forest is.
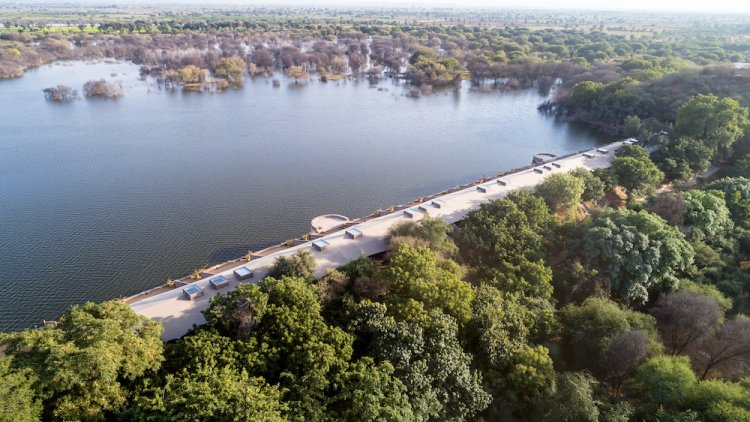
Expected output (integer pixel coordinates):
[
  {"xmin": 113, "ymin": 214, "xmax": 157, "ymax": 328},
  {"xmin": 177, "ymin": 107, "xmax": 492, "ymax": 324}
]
[{"xmin": 3, "ymin": 6, "xmax": 750, "ymax": 422}]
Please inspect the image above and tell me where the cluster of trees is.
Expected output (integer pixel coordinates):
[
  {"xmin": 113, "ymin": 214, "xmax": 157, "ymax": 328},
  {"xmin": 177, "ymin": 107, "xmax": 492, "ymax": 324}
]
[
  {"xmin": 4, "ymin": 116, "xmax": 750, "ymax": 419},
  {"xmin": 3, "ymin": 9, "xmax": 750, "ymax": 92},
  {"xmin": 42, "ymin": 85, "xmax": 77, "ymax": 101},
  {"xmin": 82, "ymin": 79, "xmax": 123, "ymax": 98},
  {"xmin": 558, "ymin": 64, "xmax": 750, "ymax": 134}
]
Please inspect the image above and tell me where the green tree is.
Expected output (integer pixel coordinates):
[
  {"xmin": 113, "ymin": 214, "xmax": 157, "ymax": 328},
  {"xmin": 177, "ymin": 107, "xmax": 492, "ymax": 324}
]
[
  {"xmin": 202, "ymin": 283, "xmax": 268, "ymax": 340},
  {"xmin": 536, "ymin": 372, "xmax": 601, "ymax": 422},
  {"xmin": 582, "ymin": 209, "xmax": 694, "ymax": 303},
  {"xmin": 215, "ymin": 55, "xmax": 246, "ymax": 83},
  {"xmin": 204, "ymin": 276, "xmax": 353, "ymax": 420},
  {"xmin": 162, "ymin": 329, "xmax": 242, "ymax": 374},
  {"xmin": 674, "ymin": 94, "xmax": 749, "ymax": 159},
  {"xmin": 682, "ymin": 190, "xmax": 733, "ymax": 242},
  {"xmin": 179, "ymin": 65, "xmax": 208, "ymax": 84},
  {"xmin": 1, "ymin": 301, "xmax": 163, "ymax": 421},
  {"xmin": 347, "ymin": 301, "xmax": 491, "ymax": 421},
  {"xmin": 651, "ymin": 138, "xmax": 713, "ymax": 181},
  {"xmin": 330, "ymin": 358, "xmax": 414, "ymax": 421},
  {"xmin": 267, "ymin": 250, "xmax": 317, "ymax": 282},
  {"xmin": 499, "ymin": 345, "xmax": 556, "ymax": 406},
  {"xmin": 131, "ymin": 364, "xmax": 286, "ymax": 421},
  {"xmin": 630, "ymin": 355, "xmax": 697, "ymax": 411},
  {"xmin": 570, "ymin": 168, "xmax": 606, "ymax": 202},
  {"xmin": 467, "ymin": 284, "xmax": 534, "ymax": 366},
  {"xmin": 384, "ymin": 244, "xmax": 475, "ymax": 326},
  {"xmin": 688, "ymin": 379, "xmax": 750, "ymax": 421},
  {"xmin": 387, "ymin": 216, "xmax": 457, "ymax": 256},
  {"xmin": 536, "ymin": 173, "xmax": 585, "ymax": 215},
  {"xmin": 611, "ymin": 146, "xmax": 664, "ymax": 194},
  {"xmin": 561, "ymin": 297, "xmax": 660, "ymax": 372},
  {"xmin": 285, "ymin": 65, "xmax": 307, "ymax": 82},
  {"xmin": 0, "ymin": 356, "xmax": 41, "ymax": 422},
  {"xmin": 459, "ymin": 190, "xmax": 553, "ymax": 269},
  {"xmin": 706, "ymin": 177, "xmax": 750, "ymax": 228}
]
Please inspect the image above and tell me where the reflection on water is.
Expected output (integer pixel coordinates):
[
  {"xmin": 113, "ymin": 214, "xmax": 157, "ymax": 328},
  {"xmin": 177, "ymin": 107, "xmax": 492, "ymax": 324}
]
[{"xmin": 0, "ymin": 60, "xmax": 610, "ymax": 330}]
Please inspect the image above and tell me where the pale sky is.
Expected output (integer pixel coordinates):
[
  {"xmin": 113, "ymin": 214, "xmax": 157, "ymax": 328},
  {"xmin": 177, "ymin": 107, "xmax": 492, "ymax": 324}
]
[
  {"xmin": 17, "ymin": 0, "xmax": 750, "ymax": 14},
  {"xmin": 250, "ymin": 0, "xmax": 750, "ymax": 14}
]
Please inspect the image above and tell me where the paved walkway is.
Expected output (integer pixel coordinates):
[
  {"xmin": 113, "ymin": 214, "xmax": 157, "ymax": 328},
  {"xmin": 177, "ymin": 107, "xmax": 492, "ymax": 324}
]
[{"xmin": 131, "ymin": 141, "xmax": 627, "ymax": 340}]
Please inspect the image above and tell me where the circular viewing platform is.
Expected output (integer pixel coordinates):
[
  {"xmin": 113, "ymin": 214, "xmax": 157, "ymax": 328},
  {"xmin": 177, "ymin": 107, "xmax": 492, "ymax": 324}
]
[
  {"xmin": 311, "ymin": 214, "xmax": 351, "ymax": 234},
  {"xmin": 532, "ymin": 152, "xmax": 558, "ymax": 165}
]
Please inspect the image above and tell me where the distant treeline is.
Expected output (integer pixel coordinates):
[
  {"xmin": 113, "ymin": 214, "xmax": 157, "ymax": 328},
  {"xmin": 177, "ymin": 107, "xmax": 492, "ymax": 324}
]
[{"xmin": 1, "ymin": 12, "xmax": 749, "ymax": 91}]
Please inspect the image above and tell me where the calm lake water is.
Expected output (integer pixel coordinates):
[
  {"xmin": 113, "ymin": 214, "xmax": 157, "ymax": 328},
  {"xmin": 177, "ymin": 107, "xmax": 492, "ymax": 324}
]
[{"xmin": 0, "ymin": 60, "xmax": 609, "ymax": 331}]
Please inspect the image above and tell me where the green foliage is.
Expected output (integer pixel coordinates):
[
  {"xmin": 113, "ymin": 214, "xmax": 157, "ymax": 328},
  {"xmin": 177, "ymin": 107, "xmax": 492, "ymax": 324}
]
[
  {"xmin": 1, "ymin": 301, "xmax": 163, "ymax": 421},
  {"xmin": 162, "ymin": 330, "xmax": 243, "ymax": 374},
  {"xmin": 631, "ymin": 355, "xmax": 697, "ymax": 410},
  {"xmin": 536, "ymin": 173, "xmax": 585, "ymax": 214},
  {"xmin": 561, "ymin": 297, "xmax": 660, "ymax": 372},
  {"xmin": 267, "ymin": 250, "xmax": 317, "ymax": 282},
  {"xmin": 499, "ymin": 345, "xmax": 556, "ymax": 405},
  {"xmin": 132, "ymin": 363, "xmax": 286, "ymax": 421},
  {"xmin": 214, "ymin": 55, "xmax": 246, "ymax": 83},
  {"xmin": 536, "ymin": 371, "xmax": 601, "ymax": 422},
  {"xmin": 651, "ymin": 137, "xmax": 713, "ymax": 181},
  {"xmin": 203, "ymin": 283, "xmax": 268, "ymax": 340},
  {"xmin": 706, "ymin": 177, "xmax": 750, "ymax": 229},
  {"xmin": 674, "ymin": 94, "xmax": 749, "ymax": 158},
  {"xmin": 387, "ymin": 216, "xmax": 457, "ymax": 256},
  {"xmin": 179, "ymin": 65, "xmax": 207, "ymax": 84},
  {"xmin": 330, "ymin": 358, "xmax": 414, "ymax": 421},
  {"xmin": 384, "ymin": 244, "xmax": 474, "ymax": 327},
  {"xmin": 459, "ymin": 190, "xmax": 553, "ymax": 269},
  {"xmin": 682, "ymin": 190, "xmax": 734, "ymax": 242},
  {"xmin": 688, "ymin": 379, "xmax": 750, "ymax": 421},
  {"xmin": 611, "ymin": 146, "xmax": 664, "ymax": 194},
  {"xmin": 570, "ymin": 78, "xmax": 654, "ymax": 125},
  {"xmin": 478, "ymin": 257, "xmax": 554, "ymax": 300},
  {"xmin": 582, "ymin": 208, "xmax": 694, "ymax": 303},
  {"xmin": 0, "ymin": 356, "xmax": 41, "ymax": 422},
  {"xmin": 204, "ymin": 276, "xmax": 354, "ymax": 420},
  {"xmin": 467, "ymin": 285, "xmax": 534, "ymax": 366},
  {"xmin": 346, "ymin": 301, "xmax": 491, "ymax": 421},
  {"xmin": 570, "ymin": 168, "xmax": 606, "ymax": 202},
  {"xmin": 459, "ymin": 190, "xmax": 555, "ymax": 302}
]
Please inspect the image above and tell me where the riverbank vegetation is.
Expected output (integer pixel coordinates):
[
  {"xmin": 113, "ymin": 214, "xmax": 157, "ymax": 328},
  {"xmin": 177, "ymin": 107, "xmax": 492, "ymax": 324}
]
[
  {"xmin": 2, "ymin": 5, "xmax": 749, "ymax": 97},
  {"xmin": 2, "ymin": 89, "xmax": 750, "ymax": 420},
  {"xmin": 3, "ymin": 6, "xmax": 750, "ymax": 421}
]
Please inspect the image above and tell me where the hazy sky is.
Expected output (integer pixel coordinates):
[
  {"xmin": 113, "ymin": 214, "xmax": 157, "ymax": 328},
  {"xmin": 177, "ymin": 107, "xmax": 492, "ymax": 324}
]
[
  {"xmin": 15, "ymin": 0, "xmax": 750, "ymax": 14},
  {"xmin": 243, "ymin": 0, "xmax": 750, "ymax": 14},
  {"xmin": 453, "ymin": 0, "xmax": 750, "ymax": 13}
]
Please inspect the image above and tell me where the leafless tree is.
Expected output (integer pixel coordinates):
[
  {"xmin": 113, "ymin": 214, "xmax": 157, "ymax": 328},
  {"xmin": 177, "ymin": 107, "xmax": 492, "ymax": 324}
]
[
  {"xmin": 650, "ymin": 291, "xmax": 723, "ymax": 355},
  {"xmin": 692, "ymin": 317, "xmax": 750, "ymax": 380},
  {"xmin": 43, "ymin": 85, "xmax": 78, "ymax": 101},
  {"xmin": 602, "ymin": 330, "xmax": 649, "ymax": 397},
  {"xmin": 83, "ymin": 79, "xmax": 123, "ymax": 98}
]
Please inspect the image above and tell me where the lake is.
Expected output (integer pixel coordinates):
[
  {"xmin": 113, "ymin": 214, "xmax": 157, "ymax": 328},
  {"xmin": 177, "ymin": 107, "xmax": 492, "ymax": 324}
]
[{"xmin": 0, "ymin": 60, "xmax": 609, "ymax": 331}]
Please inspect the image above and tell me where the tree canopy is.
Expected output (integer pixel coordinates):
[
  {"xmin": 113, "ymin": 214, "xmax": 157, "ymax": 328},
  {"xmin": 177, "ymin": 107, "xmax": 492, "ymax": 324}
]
[{"xmin": 582, "ymin": 209, "xmax": 694, "ymax": 303}]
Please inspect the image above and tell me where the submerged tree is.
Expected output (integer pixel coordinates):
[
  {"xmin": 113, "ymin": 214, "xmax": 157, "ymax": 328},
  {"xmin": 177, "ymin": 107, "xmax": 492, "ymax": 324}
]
[
  {"xmin": 83, "ymin": 79, "xmax": 123, "ymax": 98},
  {"xmin": 43, "ymin": 85, "xmax": 77, "ymax": 101}
]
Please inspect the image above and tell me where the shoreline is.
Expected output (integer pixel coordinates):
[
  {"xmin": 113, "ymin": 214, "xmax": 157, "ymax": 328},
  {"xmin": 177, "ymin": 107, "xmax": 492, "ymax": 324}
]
[
  {"xmin": 130, "ymin": 139, "xmax": 630, "ymax": 340},
  {"xmin": 121, "ymin": 143, "xmax": 607, "ymax": 306}
]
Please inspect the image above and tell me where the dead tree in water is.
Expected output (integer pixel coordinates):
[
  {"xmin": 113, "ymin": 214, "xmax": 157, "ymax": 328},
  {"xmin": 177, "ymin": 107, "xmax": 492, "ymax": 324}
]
[{"xmin": 43, "ymin": 85, "xmax": 78, "ymax": 101}]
